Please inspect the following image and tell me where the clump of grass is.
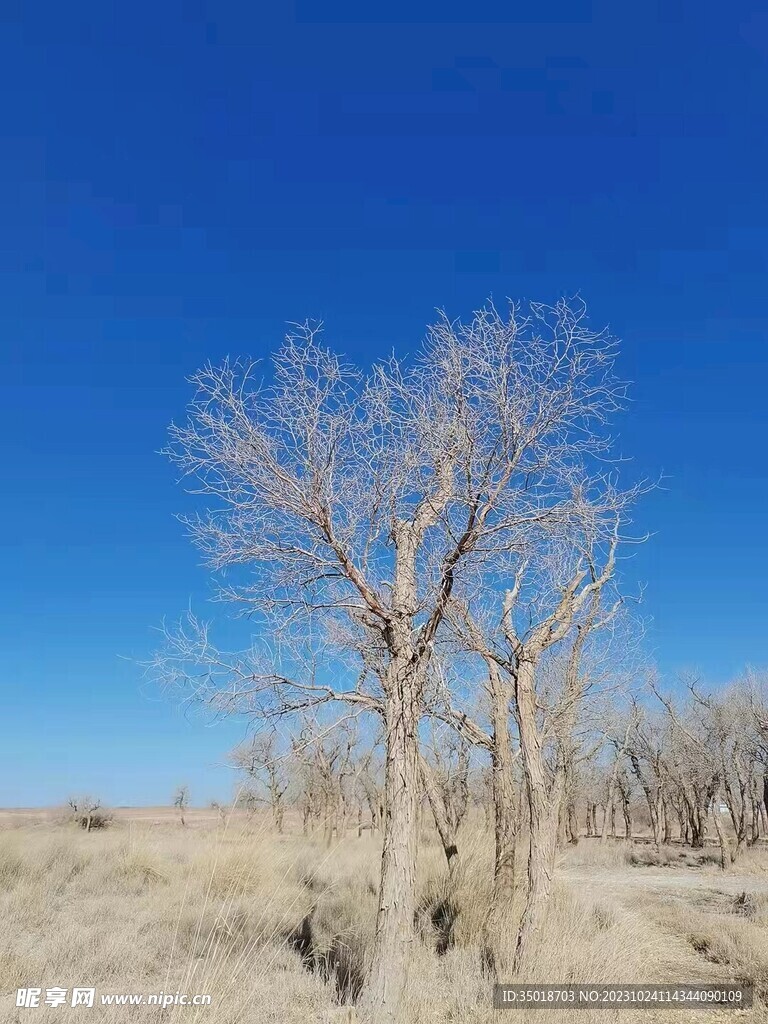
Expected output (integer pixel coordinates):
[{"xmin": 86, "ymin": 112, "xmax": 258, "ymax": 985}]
[{"xmin": 562, "ymin": 839, "xmax": 632, "ymax": 869}]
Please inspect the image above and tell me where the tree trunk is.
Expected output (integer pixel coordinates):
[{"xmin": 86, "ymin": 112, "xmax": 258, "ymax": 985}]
[
  {"xmin": 567, "ymin": 801, "xmax": 579, "ymax": 845},
  {"xmin": 512, "ymin": 659, "xmax": 561, "ymax": 972},
  {"xmin": 749, "ymin": 798, "xmax": 761, "ymax": 845},
  {"xmin": 419, "ymin": 755, "xmax": 459, "ymax": 875},
  {"xmin": 514, "ymin": 793, "xmax": 559, "ymax": 972},
  {"xmin": 601, "ymin": 760, "xmax": 622, "ymax": 844},
  {"xmin": 662, "ymin": 799, "xmax": 672, "ymax": 845},
  {"xmin": 622, "ymin": 802, "xmax": 632, "ymax": 840},
  {"xmin": 710, "ymin": 786, "xmax": 732, "ymax": 871},
  {"xmin": 490, "ymin": 665, "xmax": 518, "ymax": 900},
  {"xmin": 361, "ymin": 680, "xmax": 420, "ymax": 1023},
  {"xmin": 689, "ymin": 793, "xmax": 706, "ymax": 848}
]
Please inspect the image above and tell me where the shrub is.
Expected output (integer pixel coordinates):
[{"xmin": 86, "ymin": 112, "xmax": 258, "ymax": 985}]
[{"xmin": 66, "ymin": 796, "xmax": 113, "ymax": 831}]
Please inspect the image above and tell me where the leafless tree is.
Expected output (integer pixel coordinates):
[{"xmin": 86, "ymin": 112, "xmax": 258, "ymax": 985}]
[
  {"xmin": 153, "ymin": 298, "xmax": 632, "ymax": 1019},
  {"xmin": 231, "ymin": 730, "xmax": 290, "ymax": 833},
  {"xmin": 425, "ymin": 634, "xmax": 521, "ymax": 900},
  {"xmin": 357, "ymin": 745, "xmax": 385, "ymax": 835},
  {"xmin": 600, "ymin": 716, "xmax": 632, "ymax": 844},
  {"xmin": 625, "ymin": 704, "xmax": 669, "ymax": 850},
  {"xmin": 209, "ymin": 799, "xmax": 227, "ymax": 825},
  {"xmin": 650, "ymin": 680, "xmax": 736, "ymax": 869},
  {"xmin": 67, "ymin": 796, "xmax": 112, "ymax": 832},
  {"xmin": 615, "ymin": 766, "xmax": 635, "ymax": 839},
  {"xmin": 419, "ymin": 726, "xmax": 471, "ymax": 874},
  {"xmin": 173, "ymin": 784, "xmax": 190, "ymax": 827},
  {"xmin": 506, "ymin": 538, "xmax": 624, "ymax": 970}
]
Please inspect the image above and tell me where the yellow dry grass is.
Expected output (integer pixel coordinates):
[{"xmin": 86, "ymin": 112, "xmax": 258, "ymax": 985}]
[{"xmin": 0, "ymin": 813, "xmax": 766, "ymax": 1023}]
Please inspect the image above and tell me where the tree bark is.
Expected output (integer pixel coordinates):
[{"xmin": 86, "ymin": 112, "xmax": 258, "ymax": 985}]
[
  {"xmin": 490, "ymin": 664, "xmax": 518, "ymax": 900},
  {"xmin": 710, "ymin": 785, "xmax": 732, "ymax": 871},
  {"xmin": 362, "ymin": 675, "xmax": 420, "ymax": 1023},
  {"xmin": 622, "ymin": 803, "xmax": 632, "ymax": 840},
  {"xmin": 566, "ymin": 801, "xmax": 579, "ymax": 844},
  {"xmin": 512, "ymin": 659, "xmax": 561, "ymax": 972}
]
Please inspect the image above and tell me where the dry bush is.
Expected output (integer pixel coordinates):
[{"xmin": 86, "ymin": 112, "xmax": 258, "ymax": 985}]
[{"xmin": 65, "ymin": 796, "xmax": 113, "ymax": 832}]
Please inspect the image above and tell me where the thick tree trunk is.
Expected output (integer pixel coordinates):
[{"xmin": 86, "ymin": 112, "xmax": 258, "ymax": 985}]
[
  {"xmin": 688, "ymin": 793, "xmax": 706, "ymax": 848},
  {"xmin": 514, "ymin": 793, "xmax": 559, "ymax": 972},
  {"xmin": 513, "ymin": 659, "xmax": 561, "ymax": 972},
  {"xmin": 490, "ymin": 665, "xmax": 518, "ymax": 900},
  {"xmin": 361, "ymin": 681, "xmax": 420, "ymax": 1023}
]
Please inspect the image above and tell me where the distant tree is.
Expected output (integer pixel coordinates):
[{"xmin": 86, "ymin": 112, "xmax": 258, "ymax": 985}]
[
  {"xmin": 173, "ymin": 784, "xmax": 190, "ymax": 827},
  {"xmin": 231, "ymin": 730, "xmax": 289, "ymax": 833},
  {"xmin": 209, "ymin": 799, "xmax": 228, "ymax": 825},
  {"xmin": 419, "ymin": 726, "xmax": 471, "ymax": 875},
  {"xmin": 67, "ymin": 796, "xmax": 112, "ymax": 832}
]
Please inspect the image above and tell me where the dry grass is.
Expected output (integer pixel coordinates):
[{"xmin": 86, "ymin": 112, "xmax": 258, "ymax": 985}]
[{"xmin": 0, "ymin": 814, "xmax": 765, "ymax": 1022}]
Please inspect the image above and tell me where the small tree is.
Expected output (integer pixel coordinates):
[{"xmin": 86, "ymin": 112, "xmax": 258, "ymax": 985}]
[
  {"xmin": 419, "ymin": 727, "xmax": 471, "ymax": 875},
  {"xmin": 173, "ymin": 785, "xmax": 190, "ymax": 826},
  {"xmin": 67, "ymin": 796, "xmax": 112, "ymax": 832},
  {"xmin": 231, "ymin": 731, "xmax": 290, "ymax": 833}
]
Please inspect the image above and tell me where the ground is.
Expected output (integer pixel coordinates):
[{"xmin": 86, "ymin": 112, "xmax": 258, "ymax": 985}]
[{"xmin": 1, "ymin": 808, "xmax": 766, "ymax": 1023}]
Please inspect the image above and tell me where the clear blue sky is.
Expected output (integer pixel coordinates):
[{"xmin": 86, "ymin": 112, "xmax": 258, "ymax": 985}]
[{"xmin": 1, "ymin": 1, "xmax": 767, "ymax": 806}]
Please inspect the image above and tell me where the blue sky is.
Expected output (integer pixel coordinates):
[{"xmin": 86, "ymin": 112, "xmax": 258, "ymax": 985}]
[{"xmin": 1, "ymin": 0, "xmax": 767, "ymax": 806}]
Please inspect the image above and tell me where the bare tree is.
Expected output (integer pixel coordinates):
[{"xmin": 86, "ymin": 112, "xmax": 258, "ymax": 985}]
[
  {"xmin": 173, "ymin": 784, "xmax": 190, "ymax": 827},
  {"xmin": 231, "ymin": 730, "xmax": 290, "ymax": 833},
  {"xmin": 650, "ymin": 680, "xmax": 734, "ymax": 869},
  {"xmin": 625, "ymin": 705, "xmax": 668, "ymax": 851},
  {"xmin": 435, "ymin": 526, "xmax": 631, "ymax": 970},
  {"xmin": 419, "ymin": 727, "xmax": 471, "ymax": 875},
  {"xmin": 67, "ymin": 796, "xmax": 112, "ymax": 832},
  {"xmin": 600, "ymin": 714, "xmax": 633, "ymax": 844},
  {"xmin": 506, "ymin": 536, "xmax": 623, "ymax": 970},
  {"xmin": 357, "ymin": 745, "xmax": 385, "ymax": 834},
  {"xmin": 154, "ymin": 299, "xmax": 630, "ymax": 1020},
  {"xmin": 615, "ymin": 767, "xmax": 634, "ymax": 839}
]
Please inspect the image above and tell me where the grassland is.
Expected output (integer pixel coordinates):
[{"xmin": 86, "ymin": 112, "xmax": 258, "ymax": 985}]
[{"xmin": 1, "ymin": 808, "xmax": 766, "ymax": 1023}]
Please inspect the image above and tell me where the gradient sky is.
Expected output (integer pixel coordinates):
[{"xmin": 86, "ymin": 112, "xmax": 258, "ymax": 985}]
[{"xmin": 1, "ymin": 0, "xmax": 767, "ymax": 806}]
